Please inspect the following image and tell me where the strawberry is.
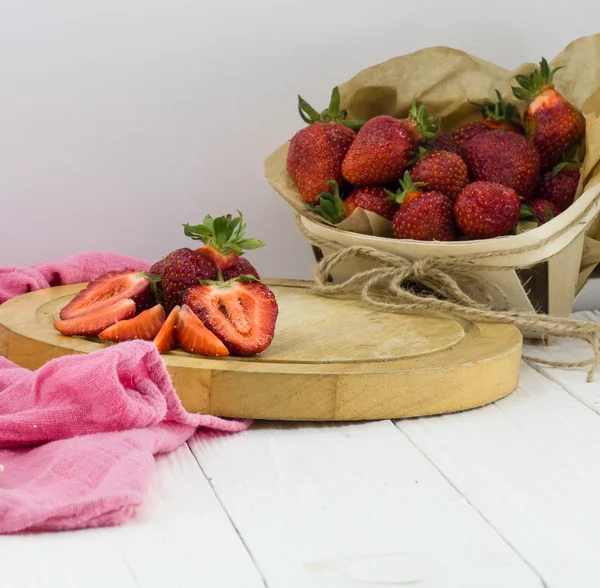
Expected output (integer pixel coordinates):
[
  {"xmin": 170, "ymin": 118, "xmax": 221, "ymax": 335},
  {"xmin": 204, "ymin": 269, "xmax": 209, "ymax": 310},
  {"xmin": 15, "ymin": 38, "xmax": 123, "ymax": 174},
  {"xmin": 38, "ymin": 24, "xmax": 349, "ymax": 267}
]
[
  {"xmin": 182, "ymin": 211, "xmax": 265, "ymax": 271},
  {"xmin": 306, "ymin": 180, "xmax": 398, "ymax": 222},
  {"xmin": 409, "ymin": 147, "xmax": 469, "ymax": 200},
  {"xmin": 342, "ymin": 97, "xmax": 440, "ymax": 186},
  {"xmin": 59, "ymin": 270, "xmax": 154, "ymax": 320},
  {"xmin": 388, "ymin": 173, "xmax": 455, "ymax": 241},
  {"xmin": 385, "ymin": 171, "xmax": 427, "ymax": 211},
  {"xmin": 153, "ymin": 305, "xmax": 180, "ymax": 353},
  {"xmin": 512, "ymin": 57, "xmax": 585, "ymax": 169},
  {"xmin": 183, "ymin": 277, "xmax": 278, "ymax": 356},
  {"xmin": 222, "ymin": 257, "xmax": 260, "ymax": 281},
  {"xmin": 175, "ymin": 304, "xmax": 229, "ymax": 357},
  {"xmin": 461, "ymin": 129, "xmax": 541, "ymax": 198},
  {"xmin": 352, "ymin": 186, "xmax": 399, "ymax": 220},
  {"xmin": 150, "ymin": 248, "xmax": 217, "ymax": 313},
  {"xmin": 533, "ymin": 158, "xmax": 581, "ymax": 210},
  {"xmin": 422, "ymin": 131, "xmax": 457, "ymax": 153},
  {"xmin": 54, "ymin": 299, "xmax": 136, "ymax": 336},
  {"xmin": 98, "ymin": 304, "xmax": 166, "ymax": 342},
  {"xmin": 286, "ymin": 87, "xmax": 360, "ymax": 204},
  {"xmin": 452, "ymin": 90, "xmax": 523, "ymax": 156},
  {"xmin": 454, "ymin": 181, "xmax": 521, "ymax": 239},
  {"xmin": 522, "ymin": 199, "xmax": 562, "ymax": 224}
]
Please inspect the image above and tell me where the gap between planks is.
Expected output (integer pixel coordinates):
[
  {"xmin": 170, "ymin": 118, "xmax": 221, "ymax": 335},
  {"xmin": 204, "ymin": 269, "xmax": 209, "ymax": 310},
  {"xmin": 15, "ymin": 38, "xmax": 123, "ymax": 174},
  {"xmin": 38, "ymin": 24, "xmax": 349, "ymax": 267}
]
[
  {"xmin": 188, "ymin": 418, "xmax": 542, "ymax": 588},
  {"xmin": 395, "ymin": 363, "xmax": 600, "ymax": 588}
]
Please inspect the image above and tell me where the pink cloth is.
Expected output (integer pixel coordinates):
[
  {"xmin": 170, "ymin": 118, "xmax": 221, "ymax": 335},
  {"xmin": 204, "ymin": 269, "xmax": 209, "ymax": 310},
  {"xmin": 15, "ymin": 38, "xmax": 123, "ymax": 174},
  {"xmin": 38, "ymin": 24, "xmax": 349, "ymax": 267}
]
[
  {"xmin": 0, "ymin": 250, "xmax": 152, "ymax": 304},
  {"xmin": 0, "ymin": 251, "xmax": 251, "ymax": 534}
]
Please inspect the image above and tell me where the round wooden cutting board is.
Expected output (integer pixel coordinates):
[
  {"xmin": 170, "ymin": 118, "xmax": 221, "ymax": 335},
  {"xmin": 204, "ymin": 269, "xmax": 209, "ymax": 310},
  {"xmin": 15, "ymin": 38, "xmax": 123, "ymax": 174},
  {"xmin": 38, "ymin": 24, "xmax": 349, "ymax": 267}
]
[{"xmin": 0, "ymin": 279, "xmax": 522, "ymax": 421}]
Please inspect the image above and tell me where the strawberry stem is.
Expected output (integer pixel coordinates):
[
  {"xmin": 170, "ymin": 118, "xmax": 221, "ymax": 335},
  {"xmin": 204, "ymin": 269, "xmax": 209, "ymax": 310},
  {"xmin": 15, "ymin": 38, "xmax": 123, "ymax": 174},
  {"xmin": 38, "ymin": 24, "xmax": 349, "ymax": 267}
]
[
  {"xmin": 303, "ymin": 180, "xmax": 346, "ymax": 223},
  {"xmin": 183, "ymin": 211, "xmax": 265, "ymax": 256},
  {"xmin": 297, "ymin": 87, "xmax": 365, "ymax": 131}
]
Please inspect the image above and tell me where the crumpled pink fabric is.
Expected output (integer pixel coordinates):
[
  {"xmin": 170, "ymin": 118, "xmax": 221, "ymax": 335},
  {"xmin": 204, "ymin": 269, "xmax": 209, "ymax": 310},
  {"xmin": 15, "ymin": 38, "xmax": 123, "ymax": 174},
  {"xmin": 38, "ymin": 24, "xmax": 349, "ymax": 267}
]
[
  {"xmin": 0, "ymin": 250, "xmax": 152, "ymax": 304},
  {"xmin": 0, "ymin": 251, "xmax": 251, "ymax": 534}
]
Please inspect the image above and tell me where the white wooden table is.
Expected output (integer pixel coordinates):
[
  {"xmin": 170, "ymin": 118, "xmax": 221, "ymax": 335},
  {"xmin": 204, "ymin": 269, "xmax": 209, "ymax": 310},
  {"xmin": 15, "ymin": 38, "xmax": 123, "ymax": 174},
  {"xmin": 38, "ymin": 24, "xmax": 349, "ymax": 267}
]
[{"xmin": 3, "ymin": 311, "xmax": 600, "ymax": 587}]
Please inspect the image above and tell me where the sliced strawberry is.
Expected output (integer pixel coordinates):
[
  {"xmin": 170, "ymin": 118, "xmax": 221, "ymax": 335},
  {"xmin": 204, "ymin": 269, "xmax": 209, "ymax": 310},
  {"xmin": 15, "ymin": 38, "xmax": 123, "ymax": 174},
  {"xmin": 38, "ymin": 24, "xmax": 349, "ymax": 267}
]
[
  {"xmin": 175, "ymin": 305, "xmax": 229, "ymax": 357},
  {"xmin": 182, "ymin": 279, "xmax": 278, "ymax": 356},
  {"xmin": 98, "ymin": 304, "xmax": 166, "ymax": 342},
  {"xmin": 54, "ymin": 299, "xmax": 136, "ymax": 336},
  {"xmin": 59, "ymin": 270, "xmax": 153, "ymax": 320},
  {"xmin": 153, "ymin": 305, "xmax": 180, "ymax": 353}
]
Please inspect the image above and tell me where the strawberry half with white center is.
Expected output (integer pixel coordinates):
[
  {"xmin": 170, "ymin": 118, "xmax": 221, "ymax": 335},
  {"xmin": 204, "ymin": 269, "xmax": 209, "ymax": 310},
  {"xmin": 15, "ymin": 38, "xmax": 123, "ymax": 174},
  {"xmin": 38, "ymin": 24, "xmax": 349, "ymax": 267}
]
[
  {"xmin": 182, "ymin": 277, "xmax": 278, "ymax": 356},
  {"xmin": 183, "ymin": 211, "xmax": 265, "ymax": 272},
  {"xmin": 59, "ymin": 269, "xmax": 154, "ymax": 320}
]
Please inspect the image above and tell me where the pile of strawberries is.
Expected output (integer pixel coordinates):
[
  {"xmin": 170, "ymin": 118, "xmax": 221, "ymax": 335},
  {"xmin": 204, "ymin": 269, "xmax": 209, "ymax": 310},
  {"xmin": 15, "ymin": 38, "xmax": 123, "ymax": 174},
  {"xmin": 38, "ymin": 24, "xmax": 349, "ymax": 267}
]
[
  {"xmin": 53, "ymin": 213, "xmax": 279, "ymax": 358},
  {"xmin": 286, "ymin": 58, "xmax": 585, "ymax": 241}
]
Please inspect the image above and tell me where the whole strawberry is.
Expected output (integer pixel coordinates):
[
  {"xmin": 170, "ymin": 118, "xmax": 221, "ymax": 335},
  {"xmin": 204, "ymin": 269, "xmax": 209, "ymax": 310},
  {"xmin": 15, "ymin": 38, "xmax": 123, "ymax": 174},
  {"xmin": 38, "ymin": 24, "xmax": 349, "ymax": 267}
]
[
  {"xmin": 452, "ymin": 90, "xmax": 523, "ymax": 156},
  {"xmin": 389, "ymin": 174, "xmax": 455, "ymax": 241},
  {"xmin": 523, "ymin": 199, "xmax": 562, "ymax": 224},
  {"xmin": 512, "ymin": 58, "xmax": 585, "ymax": 169},
  {"xmin": 422, "ymin": 130, "xmax": 457, "ymax": 153},
  {"xmin": 351, "ymin": 186, "xmax": 399, "ymax": 220},
  {"xmin": 533, "ymin": 159, "xmax": 581, "ymax": 210},
  {"xmin": 306, "ymin": 180, "xmax": 398, "ymax": 221},
  {"xmin": 342, "ymin": 97, "xmax": 440, "ymax": 186},
  {"xmin": 150, "ymin": 248, "xmax": 217, "ymax": 312},
  {"xmin": 461, "ymin": 129, "xmax": 541, "ymax": 198},
  {"xmin": 286, "ymin": 87, "xmax": 360, "ymax": 204},
  {"xmin": 152, "ymin": 212, "xmax": 264, "ymax": 311},
  {"xmin": 410, "ymin": 147, "xmax": 469, "ymax": 200},
  {"xmin": 222, "ymin": 257, "xmax": 260, "ymax": 281},
  {"xmin": 454, "ymin": 181, "xmax": 521, "ymax": 239}
]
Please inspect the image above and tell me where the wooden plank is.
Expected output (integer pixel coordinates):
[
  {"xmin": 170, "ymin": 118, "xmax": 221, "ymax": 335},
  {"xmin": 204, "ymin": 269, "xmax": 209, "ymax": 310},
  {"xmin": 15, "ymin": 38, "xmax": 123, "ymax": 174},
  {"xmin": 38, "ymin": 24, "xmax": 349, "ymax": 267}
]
[
  {"xmin": 397, "ymin": 364, "xmax": 600, "ymax": 588},
  {"xmin": 189, "ymin": 421, "xmax": 541, "ymax": 587},
  {"xmin": 522, "ymin": 309, "xmax": 600, "ymax": 412},
  {"xmin": 0, "ymin": 445, "xmax": 264, "ymax": 588}
]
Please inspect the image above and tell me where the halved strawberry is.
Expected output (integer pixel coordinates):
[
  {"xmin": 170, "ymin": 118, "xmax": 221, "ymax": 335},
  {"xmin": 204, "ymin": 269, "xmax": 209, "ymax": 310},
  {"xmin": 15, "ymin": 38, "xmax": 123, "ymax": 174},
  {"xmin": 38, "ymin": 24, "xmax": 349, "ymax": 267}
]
[
  {"xmin": 175, "ymin": 304, "xmax": 229, "ymax": 357},
  {"xmin": 59, "ymin": 270, "xmax": 154, "ymax": 320},
  {"xmin": 182, "ymin": 278, "xmax": 278, "ymax": 356},
  {"xmin": 183, "ymin": 212, "xmax": 265, "ymax": 272},
  {"xmin": 153, "ymin": 305, "xmax": 180, "ymax": 353},
  {"xmin": 54, "ymin": 299, "xmax": 136, "ymax": 336},
  {"xmin": 98, "ymin": 304, "xmax": 166, "ymax": 342}
]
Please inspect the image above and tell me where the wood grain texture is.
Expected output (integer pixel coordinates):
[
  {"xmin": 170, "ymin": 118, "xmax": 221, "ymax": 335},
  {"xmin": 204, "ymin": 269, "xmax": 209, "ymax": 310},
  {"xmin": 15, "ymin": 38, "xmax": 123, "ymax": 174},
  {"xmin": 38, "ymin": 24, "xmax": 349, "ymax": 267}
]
[
  {"xmin": 188, "ymin": 421, "xmax": 541, "ymax": 587},
  {"xmin": 0, "ymin": 279, "xmax": 523, "ymax": 420},
  {"xmin": 398, "ymin": 365, "xmax": 600, "ymax": 587},
  {"xmin": 0, "ymin": 444, "xmax": 265, "ymax": 588}
]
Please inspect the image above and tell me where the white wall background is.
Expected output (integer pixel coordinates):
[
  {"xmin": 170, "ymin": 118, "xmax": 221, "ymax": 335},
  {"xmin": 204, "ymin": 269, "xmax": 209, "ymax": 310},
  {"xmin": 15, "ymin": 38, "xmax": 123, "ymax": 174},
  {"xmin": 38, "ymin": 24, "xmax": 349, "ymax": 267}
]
[{"xmin": 0, "ymin": 0, "xmax": 599, "ymax": 306}]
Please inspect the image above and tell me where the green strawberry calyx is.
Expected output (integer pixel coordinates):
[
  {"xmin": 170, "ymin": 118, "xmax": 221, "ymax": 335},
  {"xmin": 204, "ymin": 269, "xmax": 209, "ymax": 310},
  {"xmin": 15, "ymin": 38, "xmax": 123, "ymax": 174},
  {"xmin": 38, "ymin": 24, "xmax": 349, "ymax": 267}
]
[
  {"xmin": 384, "ymin": 171, "xmax": 426, "ymax": 204},
  {"xmin": 511, "ymin": 57, "xmax": 565, "ymax": 101},
  {"xmin": 407, "ymin": 145, "xmax": 431, "ymax": 165},
  {"xmin": 551, "ymin": 155, "xmax": 582, "ymax": 177},
  {"xmin": 408, "ymin": 96, "xmax": 440, "ymax": 140},
  {"xmin": 519, "ymin": 203, "xmax": 536, "ymax": 221},
  {"xmin": 469, "ymin": 90, "xmax": 522, "ymax": 126},
  {"xmin": 303, "ymin": 180, "xmax": 347, "ymax": 224},
  {"xmin": 198, "ymin": 273, "xmax": 260, "ymax": 288},
  {"xmin": 182, "ymin": 211, "xmax": 265, "ymax": 257},
  {"xmin": 297, "ymin": 87, "xmax": 364, "ymax": 131},
  {"xmin": 139, "ymin": 271, "xmax": 164, "ymax": 304}
]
